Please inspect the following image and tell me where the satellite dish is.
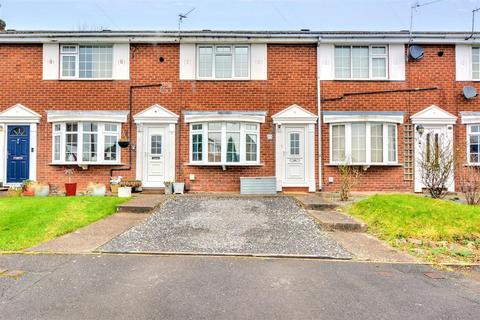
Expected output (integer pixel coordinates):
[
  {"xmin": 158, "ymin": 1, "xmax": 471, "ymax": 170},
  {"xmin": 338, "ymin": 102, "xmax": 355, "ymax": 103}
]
[
  {"xmin": 463, "ymin": 86, "xmax": 478, "ymax": 99},
  {"xmin": 409, "ymin": 45, "xmax": 425, "ymax": 60}
]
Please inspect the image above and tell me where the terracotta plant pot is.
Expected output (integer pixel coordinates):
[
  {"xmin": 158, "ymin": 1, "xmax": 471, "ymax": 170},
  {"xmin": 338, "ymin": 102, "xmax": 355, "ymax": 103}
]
[
  {"xmin": 22, "ymin": 186, "xmax": 35, "ymax": 196},
  {"xmin": 65, "ymin": 183, "xmax": 77, "ymax": 196}
]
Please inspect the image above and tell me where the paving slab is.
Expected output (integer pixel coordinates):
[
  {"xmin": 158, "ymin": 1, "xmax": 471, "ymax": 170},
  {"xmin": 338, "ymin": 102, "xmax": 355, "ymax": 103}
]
[
  {"xmin": 99, "ymin": 196, "xmax": 352, "ymax": 259},
  {"xmin": 117, "ymin": 194, "xmax": 168, "ymax": 213},
  {"xmin": 293, "ymin": 193, "xmax": 338, "ymax": 210},
  {"xmin": 328, "ymin": 231, "xmax": 418, "ymax": 263},
  {"xmin": 308, "ymin": 209, "xmax": 368, "ymax": 232},
  {"xmin": 27, "ymin": 212, "xmax": 150, "ymax": 254}
]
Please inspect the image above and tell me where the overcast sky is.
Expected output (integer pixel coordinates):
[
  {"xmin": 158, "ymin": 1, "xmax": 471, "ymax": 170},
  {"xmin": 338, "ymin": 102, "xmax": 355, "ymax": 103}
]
[{"xmin": 1, "ymin": 0, "xmax": 480, "ymax": 31}]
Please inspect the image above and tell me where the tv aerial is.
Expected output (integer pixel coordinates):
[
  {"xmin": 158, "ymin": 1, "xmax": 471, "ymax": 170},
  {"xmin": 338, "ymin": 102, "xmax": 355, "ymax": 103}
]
[
  {"xmin": 178, "ymin": 8, "xmax": 195, "ymax": 34},
  {"xmin": 408, "ymin": 0, "xmax": 444, "ymax": 61}
]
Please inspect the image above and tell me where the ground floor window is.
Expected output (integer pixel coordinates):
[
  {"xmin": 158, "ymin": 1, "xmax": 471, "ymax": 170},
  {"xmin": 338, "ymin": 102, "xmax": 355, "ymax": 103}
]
[
  {"xmin": 51, "ymin": 122, "xmax": 121, "ymax": 164},
  {"xmin": 189, "ymin": 122, "xmax": 260, "ymax": 165},
  {"xmin": 330, "ymin": 122, "xmax": 397, "ymax": 165},
  {"xmin": 468, "ymin": 124, "xmax": 480, "ymax": 164}
]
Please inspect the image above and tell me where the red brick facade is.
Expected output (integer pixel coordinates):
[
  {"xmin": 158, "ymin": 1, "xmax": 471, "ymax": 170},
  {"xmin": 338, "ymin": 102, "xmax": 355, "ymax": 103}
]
[
  {"xmin": 1, "ymin": 37, "xmax": 479, "ymax": 193},
  {"xmin": 321, "ymin": 44, "xmax": 480, "ymax": 191},
  {"xmin": 0, "ymin": 43, "xmax": 318, "ymax": 192}
]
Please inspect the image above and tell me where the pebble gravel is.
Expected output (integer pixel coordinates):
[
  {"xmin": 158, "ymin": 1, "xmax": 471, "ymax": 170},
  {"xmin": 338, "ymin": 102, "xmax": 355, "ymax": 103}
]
[{"xmin": 99, "ymin": 196, "xmax": 352, "ymax": 259}]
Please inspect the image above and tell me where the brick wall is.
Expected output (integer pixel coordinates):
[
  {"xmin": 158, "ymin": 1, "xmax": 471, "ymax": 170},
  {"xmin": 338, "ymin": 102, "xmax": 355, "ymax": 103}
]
[
  {"xmin": 0, "ymin": 43, "xmax": 318, "ymax": 192},
  {"xmin": 320, "ymin": 44, "xmax": 480, "ymax": 192}
]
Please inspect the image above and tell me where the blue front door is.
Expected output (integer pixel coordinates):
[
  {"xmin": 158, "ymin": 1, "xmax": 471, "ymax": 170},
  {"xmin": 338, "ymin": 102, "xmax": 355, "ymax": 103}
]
[{"xmin": 7, "ymin": 125, "xmax": 30, "ymax": 183}]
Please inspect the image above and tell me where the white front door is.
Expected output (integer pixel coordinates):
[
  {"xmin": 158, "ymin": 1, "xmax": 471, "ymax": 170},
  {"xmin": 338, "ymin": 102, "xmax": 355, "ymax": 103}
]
[
  {"xmin": 144, "ymin": 126, "xmax": 166, "ymax": 187},
  {"xmin": 414, "ymin": 124, "xmax": 454, "ymax": 192},
  {"xmin": 284, "ymin": 126, "xmax": 307, "ymax": 185}
]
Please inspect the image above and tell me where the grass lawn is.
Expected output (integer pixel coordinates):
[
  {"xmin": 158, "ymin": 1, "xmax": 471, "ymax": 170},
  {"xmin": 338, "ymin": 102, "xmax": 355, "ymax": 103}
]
[
  {"xmin": 348, "ymin": 194, "xmax": 480, "ymax": 264},
  {"xmin": 0, "ymin": 196, "xmax": 129, "ymax": 251}
]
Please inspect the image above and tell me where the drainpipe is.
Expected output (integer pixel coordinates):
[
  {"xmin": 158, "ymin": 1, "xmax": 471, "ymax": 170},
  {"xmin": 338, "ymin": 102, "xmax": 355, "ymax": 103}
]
[
  {"xmin": 317, "ymin": 38, "xmax": 323, "ymax": 191},
  {"xmin": 110, "ymin": 83, "xmax": 166, "ymax": 178}
]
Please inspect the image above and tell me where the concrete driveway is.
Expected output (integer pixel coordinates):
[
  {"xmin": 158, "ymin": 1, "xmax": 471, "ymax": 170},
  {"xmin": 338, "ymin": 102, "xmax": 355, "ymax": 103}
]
[{"xmin": 99, "ymin": 196, "xmax": 352, "ymax": 259}]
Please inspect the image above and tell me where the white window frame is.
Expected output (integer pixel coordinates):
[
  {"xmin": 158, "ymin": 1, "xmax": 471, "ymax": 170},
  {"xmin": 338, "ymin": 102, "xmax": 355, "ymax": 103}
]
[
  {"xmin": 189, "ymin": 122, "xmax": 260, "ymax": 165},
  {"xmin": 51, "ymin": 122, "xmax": 121, "ymax": 165},
  {"xmin": 467, "ymin": 124, "xmax": 480, "ymax": 165},
  {"xmin": 196, "ymin": 44, "xmax": 251, "ymax": 80},
  {"xmin": 59, "ymin": 44, "xmax": 114, "ymax": 80},
  {"xmin": 334, "ymin": 45, "xmax": 389, "ymax": 80},
  {"xmin": 473, "ymin": 47, "xmax": 480, "ymax": 80},
  {"xmin": 329, "ymin": 122, "xmax": 398, "ymax": 166}
]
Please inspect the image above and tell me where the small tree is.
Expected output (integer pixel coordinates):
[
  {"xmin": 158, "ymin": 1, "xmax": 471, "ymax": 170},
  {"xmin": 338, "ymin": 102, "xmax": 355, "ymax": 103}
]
[
  {"xmin": 457, "ymin": 165, "xmax": 480, "ymax": 205},
  {"xmin": 418, "ymin": 138, "xmax": 455, "ymax": 199},
  {"xmin": 338, "ymin": 163, "xmax": 361, "ymax": 201}
]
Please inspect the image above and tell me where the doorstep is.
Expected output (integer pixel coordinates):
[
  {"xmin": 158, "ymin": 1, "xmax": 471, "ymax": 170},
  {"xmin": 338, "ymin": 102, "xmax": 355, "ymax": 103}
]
[
  {"xmin": 308, "ymin": 210, "xmax": 368, "ymax": 232},
  {"xmin": 117, "ymin": 194, "xmax": 168, "ymax": 213}
]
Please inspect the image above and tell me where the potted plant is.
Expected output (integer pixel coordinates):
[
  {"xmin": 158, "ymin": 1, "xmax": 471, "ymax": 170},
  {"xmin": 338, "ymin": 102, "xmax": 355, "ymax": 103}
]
[
  {"xmin": 109, "ymin": 176, "xmax": 121, "ymax": 194},
  {"xmin": 118, "ymin": 133, "xmax": 130, "ymax": 149},
  {"xmin": 22, "ymin": 179, "xmax": 36, "ymax": 196},
  {"xmin": 118, "ymin": 181, "xmax": 132, "ymax": 198},
  {"xmin": 121, "ymin": 179, "xmax": 142, "ymax": 192},
  {"xmin": 64, "ymin": 168, "xmax": 76, "ymax": 196},
  {"xmin": 7, "ymin": 186, "xmax": 22, "ymax": 197},
  {"xmin": 173, "ymin": 181, "xmax": 185, "ymax": 194},
  {"xmin": 34, "ymin": 183, "xmax": 50, "ymax": 197},
  {"xmin": 164, "ymin": 181, "xmax": 173, "ymax": 194},
  {"xmin": 87, "ymin": 182, "xmax": 106, "ymax": 196}
]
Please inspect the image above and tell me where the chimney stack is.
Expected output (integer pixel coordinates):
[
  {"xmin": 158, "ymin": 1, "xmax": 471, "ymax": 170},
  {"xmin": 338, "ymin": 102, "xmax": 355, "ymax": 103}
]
[{"xmin": 0, "ymin": 19, "xmax": 6, "ymax": 32}]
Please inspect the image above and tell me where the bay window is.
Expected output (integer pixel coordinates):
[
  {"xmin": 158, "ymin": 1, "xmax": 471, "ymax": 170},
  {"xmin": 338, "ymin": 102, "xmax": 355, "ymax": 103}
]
[
  {"xmin": 197, "ymin": 45, "xmax": 250, "ymax": 79},
  {"xmin": 330, "ymin": 122, "xmax": 397, "ymax": 165},
  {"xmin": 468, "ymin": 124, "xmax": 480, "ymax": 164},
  {"xmin": 334, "ymin": 45, "xmax": 388, "ymax": 80},
  {"xmin": 190, "ymin": 122, "xmax": 260, "ymax": 165},
  {"xmin": 51, "ymin": 122, "xmax": 120, "ymax": 164},
  {"xmin": 60, "ymin": 44, "xmax": 113, "ymax": 79}
]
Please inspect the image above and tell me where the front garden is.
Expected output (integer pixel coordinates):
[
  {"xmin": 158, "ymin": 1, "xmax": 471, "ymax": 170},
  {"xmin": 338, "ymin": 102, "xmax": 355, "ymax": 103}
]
[
  {"xmin": 0, "ymin": 196, "xmax": 128, "ymax": 251},
  {"xmin": 348, "ymin": 194, "xmax": 480, "ymax": 264}
]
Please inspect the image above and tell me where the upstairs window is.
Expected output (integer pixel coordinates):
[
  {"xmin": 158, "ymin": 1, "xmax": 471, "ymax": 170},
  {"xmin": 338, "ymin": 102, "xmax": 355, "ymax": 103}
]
[
  {"xmin": 473, "ymin": 47, "xmax": 480, "ymax": 80},
  {"xmin": 197, "ymin": 45, "xmax": 250, "ymax": 80},
  {"xmin": 334, "ymin": 45, "xmax": 388, "ymax": 80},
  {"xmin": 60, "ymin": 44, "xmax": 113, "ymax": 79}
]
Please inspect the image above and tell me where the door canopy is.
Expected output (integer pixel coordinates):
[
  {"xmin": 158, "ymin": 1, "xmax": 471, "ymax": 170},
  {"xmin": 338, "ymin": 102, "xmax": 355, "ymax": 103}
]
[
  {"xmin": 272, "ymin": 104, "xmax": 318, "ymax": 124},
  {"xmin": 410, "ymin": 105, "xmax": 457, "ymax": 125}
]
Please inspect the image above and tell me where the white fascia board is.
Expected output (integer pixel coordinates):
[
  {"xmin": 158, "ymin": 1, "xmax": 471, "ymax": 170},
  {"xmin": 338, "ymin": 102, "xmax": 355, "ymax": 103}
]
[
  {"xmin": 134, "ymin": 117, "xmax": 179, "ymax": 124},
  {"xmin": 0, "ymin": 36, "xmax": 317, "ymax": 44},
  {"xmin": 460, "ymin": 112, "xmax": 480, "ymax": 124},
  {"xmin": 46, "ymin": 110, "xmax": 129, "ymax": 123},
  {"xmin": 323, "ymin": 114, "xmax": 404, "ymax": 124},
  {"xmin": 410, "ymin": 118, "xmax": 457, "ymax": 125},
  {"xmin": 185, "ymin": 114, "xmax": 266, "ymax": 123}
]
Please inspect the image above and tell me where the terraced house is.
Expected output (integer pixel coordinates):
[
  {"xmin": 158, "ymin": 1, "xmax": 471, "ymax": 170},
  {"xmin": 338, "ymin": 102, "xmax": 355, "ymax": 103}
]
[{"xmin": 0, "ymin": 25, "xmax": 479, "ymax": 193}]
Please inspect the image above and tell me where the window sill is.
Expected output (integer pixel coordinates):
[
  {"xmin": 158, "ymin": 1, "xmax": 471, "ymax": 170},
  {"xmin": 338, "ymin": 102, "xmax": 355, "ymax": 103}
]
[
  {"xmin": 187, "ymin": 162, "xmax": 264, "ymax": 167},
  {"xmin": 332, "ymin": 78, "xmax": 393, "ymax": 82},
  {"xmin": 464, "ymin": 163, "xmax": 480, "ymax": 167},
  {"xmin": 327, "ymin": 163, "xmax": 403, "ymax": 167},
  {"xmin": 49, "ymin": 162, "xmax": 125, "ymax": 166},
  {"xmin": 192, "ymin": 78, "xmax": 253, "ymax": 81},
  {"xmin": 57, "ymin": 78, "xmax": 118, "ymax": 81}
]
